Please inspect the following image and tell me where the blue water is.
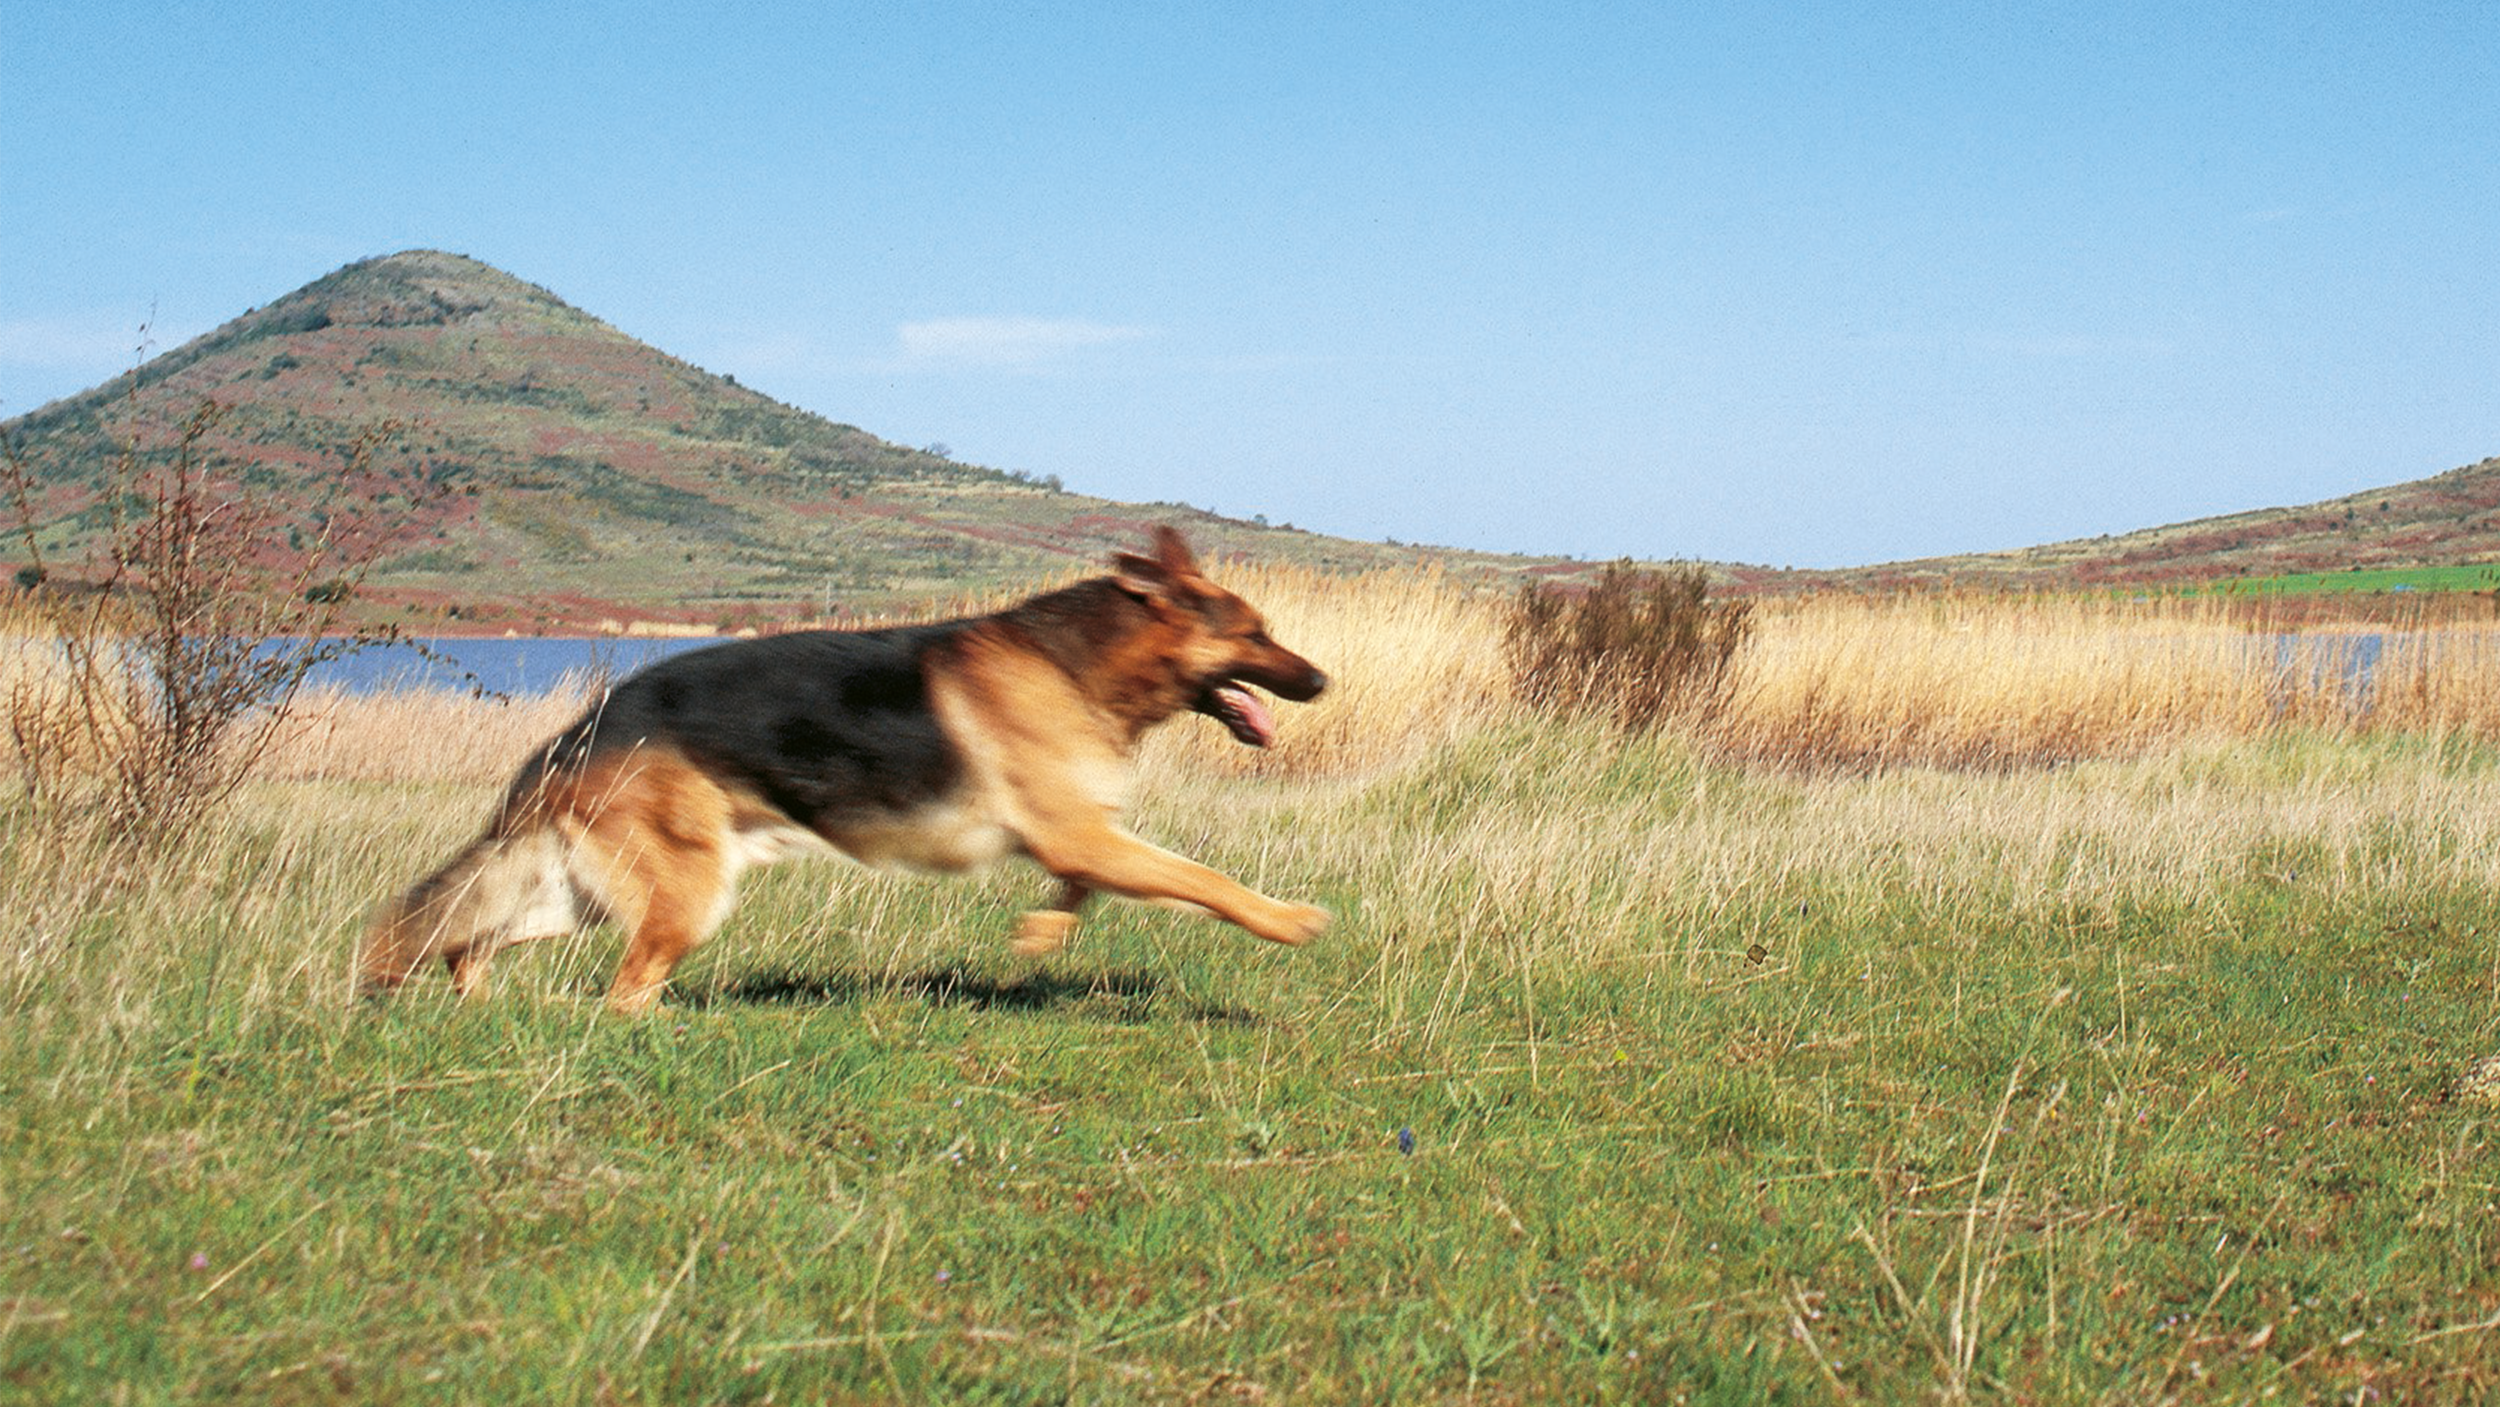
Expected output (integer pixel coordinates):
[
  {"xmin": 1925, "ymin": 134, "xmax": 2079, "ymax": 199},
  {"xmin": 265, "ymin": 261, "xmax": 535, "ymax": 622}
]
[
  {"xmin": 2271, "ymin": 632, "xmax": 2384, "ymax": 705},
  {"xmin": 302, "ymin": 635, "xmax": 727, "ymax": 695}
]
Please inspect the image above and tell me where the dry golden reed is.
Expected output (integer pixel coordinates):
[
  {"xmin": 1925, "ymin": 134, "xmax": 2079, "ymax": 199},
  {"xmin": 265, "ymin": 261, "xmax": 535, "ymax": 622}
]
[
  {"xmin": 1251, "ymin": 727, "xmax": 2500, "ymax": 986},
  {"xmin": 1141, "ymin": 561, "xmax": 1514, "ymax": 780},
  {"xmin": 1, "ymin": 625, "xmax": 137, "ymax": 781},
  {"xmin": 17, "ymin": 571, "xmax": 2500, "ymax": 1026},
  {"xmin": 24, "ymin": 575, "xmax": 2500, "ymax": 797},
  {"xmin": 259, "ymin": 683, "xmax": 595, "ymax": 784},
  {"xmin": 2, "ymin": 630, "xmax": 83, "ymax": 752},
  {"xmin": 1707, "ymin": 592, "xmax": 2500, "ymax": 769}
]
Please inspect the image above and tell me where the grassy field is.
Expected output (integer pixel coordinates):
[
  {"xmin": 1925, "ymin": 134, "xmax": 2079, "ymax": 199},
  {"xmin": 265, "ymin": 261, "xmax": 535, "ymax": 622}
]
[
  {"xmin": 8, "ymin": 575, "xmax": 2500, "ymax": 1402},
  {"xmin": 2200, "ymin": 563, "xmax": 2500, "ymax": 598}
]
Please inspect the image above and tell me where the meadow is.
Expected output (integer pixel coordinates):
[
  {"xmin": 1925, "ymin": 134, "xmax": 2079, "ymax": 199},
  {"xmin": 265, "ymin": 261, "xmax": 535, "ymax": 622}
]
[
  {"xmin": 2201, "ymin": 564, "xmax": 2500, "ymax": 599},
  {"xmin": 6, "ymin": 572, "xmax": 2500, "ymax": 1402}
]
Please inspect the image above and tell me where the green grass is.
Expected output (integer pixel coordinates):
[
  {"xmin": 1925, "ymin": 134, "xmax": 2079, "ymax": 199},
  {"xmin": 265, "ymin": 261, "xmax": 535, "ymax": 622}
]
[
  {"xmin": 7, "ymin": 728, "xmax": 2500, "ymax": 1401},
  {"xmin": 2203, "ymin": 563, "xmax": 2500, "ymax": 597}
]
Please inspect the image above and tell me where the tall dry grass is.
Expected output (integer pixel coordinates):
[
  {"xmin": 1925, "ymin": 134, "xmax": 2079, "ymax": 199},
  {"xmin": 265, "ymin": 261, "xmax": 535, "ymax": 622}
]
[
  {"xmin": 1140, "ymin": 561, "xmax": 1514, "ymax": 780},
  {"xmin": 226, "ymin": 574, "xmax": 2500, "ymax": 1003},
  {"xmin": 1239, "ymin": 726, "xmax": 2500, "ymax": 1035},
  {"xmin": 25, "ymin": 574, "xmax": 2500, "ymax": 803},
  {"xmin": 260, "ymin": 683, "xmax": 596, "ymax": 784},
  {"xmin": 1709, "ymin": 592, "xmax": 2500, "ymax": 769},
  {"xmin": 2, "ymin": 628, "xmax": 99, "ymax": 762}
]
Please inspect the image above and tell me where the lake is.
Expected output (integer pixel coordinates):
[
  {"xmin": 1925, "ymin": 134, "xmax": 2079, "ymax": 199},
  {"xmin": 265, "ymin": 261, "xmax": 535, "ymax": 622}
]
[{"xmin": 302, "ymin": 636, "xmax": 727, "ymax": 696}]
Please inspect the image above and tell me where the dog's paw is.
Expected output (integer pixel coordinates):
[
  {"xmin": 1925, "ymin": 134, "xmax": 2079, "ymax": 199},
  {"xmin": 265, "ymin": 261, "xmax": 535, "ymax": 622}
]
[
  {"xmin": 1011, "ymin": 909, "xmax": 1078, "ymax": 958},
  {"xmin": 1262, "ymin": 902, "xmax": 1330, "ymax": 947},
  {"xmin": 604, "ymin": 984, "xmax": 665, "ymax": 1018}
]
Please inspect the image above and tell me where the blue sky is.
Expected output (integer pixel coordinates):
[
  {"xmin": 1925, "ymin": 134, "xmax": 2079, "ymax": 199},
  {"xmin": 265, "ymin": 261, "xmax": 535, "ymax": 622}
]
[{"xmin": 5, "ymin": 1, "xmax": 2494, "ymax": 568}]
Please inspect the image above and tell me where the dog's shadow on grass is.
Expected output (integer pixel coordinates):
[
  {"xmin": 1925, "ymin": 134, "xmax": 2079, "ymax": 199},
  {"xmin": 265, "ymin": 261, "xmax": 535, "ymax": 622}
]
[{"xmin": 675, "ymin": 964, "xmax": 1264, "ymax": 1026}]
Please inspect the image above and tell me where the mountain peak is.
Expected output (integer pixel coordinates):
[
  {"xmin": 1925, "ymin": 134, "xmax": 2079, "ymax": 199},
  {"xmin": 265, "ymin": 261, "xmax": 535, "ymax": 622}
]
[{"xmin": 240, "ymin": 249, "xmax": 600, "ymax": 341}]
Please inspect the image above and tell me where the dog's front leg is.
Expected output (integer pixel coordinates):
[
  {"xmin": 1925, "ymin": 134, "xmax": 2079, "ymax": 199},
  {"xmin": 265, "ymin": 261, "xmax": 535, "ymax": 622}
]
[
  {"xmin": 1011, "ymin": 880, "xmax": 1091, "ymax": 957},
  {"xmin": 1026, "ymin": 825, "xmax": 1327, "ymax": 947}
]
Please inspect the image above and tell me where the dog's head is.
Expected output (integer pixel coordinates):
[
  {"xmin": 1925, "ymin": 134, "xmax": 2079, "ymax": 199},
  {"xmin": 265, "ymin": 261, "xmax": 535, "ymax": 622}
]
[{"xmin": 1112, "ymin": 527, "xmax": 1327, "ymax": 748}]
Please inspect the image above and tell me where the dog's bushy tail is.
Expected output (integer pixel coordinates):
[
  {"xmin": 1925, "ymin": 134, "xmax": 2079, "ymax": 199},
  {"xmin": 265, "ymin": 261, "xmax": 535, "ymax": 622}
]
[{"xmin": 358, "ymin": 820, "xmax": 576, "ymax": 998}]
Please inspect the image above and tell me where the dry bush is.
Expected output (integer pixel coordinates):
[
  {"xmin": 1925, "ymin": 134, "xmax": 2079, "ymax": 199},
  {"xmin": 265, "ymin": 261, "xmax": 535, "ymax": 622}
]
[
  {"xmin": 3, "ymin": 398, "xmax": 423, "ymax": 849},
  {"xmin": 1504, "ymin": 561, "xmax": 1753, "ymax": 731}
]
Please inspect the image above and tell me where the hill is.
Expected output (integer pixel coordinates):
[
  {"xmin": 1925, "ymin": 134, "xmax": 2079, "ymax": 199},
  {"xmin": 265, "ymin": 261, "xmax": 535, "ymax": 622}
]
[
  {"xmin": 5, "ymin": 249, "xmax": 2494, "ymax": 621},
  {"xmin": 1800, "ymin": 456, "xmax": 2500, "ymax": 595},
  {"xmin": 0, "ymin": 251, "xmax": 1554, "ymax": 632}
]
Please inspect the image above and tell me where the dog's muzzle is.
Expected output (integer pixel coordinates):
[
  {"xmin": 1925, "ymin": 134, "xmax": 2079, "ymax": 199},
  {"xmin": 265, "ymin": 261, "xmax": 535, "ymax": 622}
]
[{"xmin": 1198, "ymin": 656, "xmax": 1326, "ymax": 748}]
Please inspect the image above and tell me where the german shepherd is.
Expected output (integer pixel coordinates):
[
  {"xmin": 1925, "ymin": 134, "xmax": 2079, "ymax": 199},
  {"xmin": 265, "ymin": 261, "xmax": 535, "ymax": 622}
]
[{"xmin": 359, "ymin": 528, "xmax": 1331, "ymax": 1014}]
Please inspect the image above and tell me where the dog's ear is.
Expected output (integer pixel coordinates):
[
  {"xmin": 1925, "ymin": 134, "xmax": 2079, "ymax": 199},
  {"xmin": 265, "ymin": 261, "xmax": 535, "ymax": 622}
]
[
  {"xmin": 1150, "ymin": 525, "xmax": 1198, "ymax": 575},
  {"xmin": 1112, "ymin": 551, "xmax": 1170, "ymax": 600},
  {"xmin": 1113, "ymin": 527, "xmax": 1200, "ymax": 601}
]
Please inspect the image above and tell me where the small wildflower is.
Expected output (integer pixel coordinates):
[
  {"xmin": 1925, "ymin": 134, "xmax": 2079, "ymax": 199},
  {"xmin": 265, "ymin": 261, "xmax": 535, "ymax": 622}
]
[
  {"xmin": 1396, "ymin": 1127, "xmax": 1415, "ymax": 1155},
  {"xmin": 189, "ymin": 1253, "xmax": 209, "ymax": 1271}
]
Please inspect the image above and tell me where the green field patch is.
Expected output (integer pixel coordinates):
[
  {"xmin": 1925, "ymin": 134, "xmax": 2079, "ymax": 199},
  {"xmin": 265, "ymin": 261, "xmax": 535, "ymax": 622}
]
[{"xmin": 2203, "ymin": 562, "xmax": 2500, "ymax": 596}]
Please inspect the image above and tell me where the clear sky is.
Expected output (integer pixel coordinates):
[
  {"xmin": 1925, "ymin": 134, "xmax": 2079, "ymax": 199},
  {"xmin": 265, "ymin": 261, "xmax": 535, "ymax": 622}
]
[{"xmin": 5, "ymin": 1, "xmax": 2494, "ymax": 568}]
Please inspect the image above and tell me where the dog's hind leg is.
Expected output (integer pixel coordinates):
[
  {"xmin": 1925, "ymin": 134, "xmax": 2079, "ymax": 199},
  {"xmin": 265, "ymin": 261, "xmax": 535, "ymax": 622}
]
[
  {"xmin": 601, "ymin": 846, "xmax": 736, "ymax": 1016},
  {"xmin": 561, "ymin": 750, "xmax": 742, "ymax": 1017},
  {"xmin": 1011, "ymin": 880, "xmax": 1092, "ymax": 958}
]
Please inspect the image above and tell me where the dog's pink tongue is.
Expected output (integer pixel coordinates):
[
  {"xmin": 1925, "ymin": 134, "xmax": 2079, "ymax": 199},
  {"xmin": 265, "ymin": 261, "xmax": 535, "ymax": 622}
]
[{"xmin": 1221, "ymin": 685, "xmax": 1277, "ymax": 747}]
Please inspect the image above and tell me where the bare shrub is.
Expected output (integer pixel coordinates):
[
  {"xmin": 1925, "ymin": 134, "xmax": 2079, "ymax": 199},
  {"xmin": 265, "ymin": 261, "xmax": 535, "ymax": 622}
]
[
  {"xmin": 4, "ymin": 395, "xmax": 423, "ymax": 852},
  {"xmin": 1504, "ymin": 561, "xmax": 1753, "ymax": 730}
]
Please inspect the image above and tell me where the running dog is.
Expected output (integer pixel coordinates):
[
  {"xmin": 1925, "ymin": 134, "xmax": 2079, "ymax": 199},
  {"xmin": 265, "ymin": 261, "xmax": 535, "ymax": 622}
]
[{"xmin": 360, "ymin": 528, "xmax": 1330, "ymax": 1014}]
